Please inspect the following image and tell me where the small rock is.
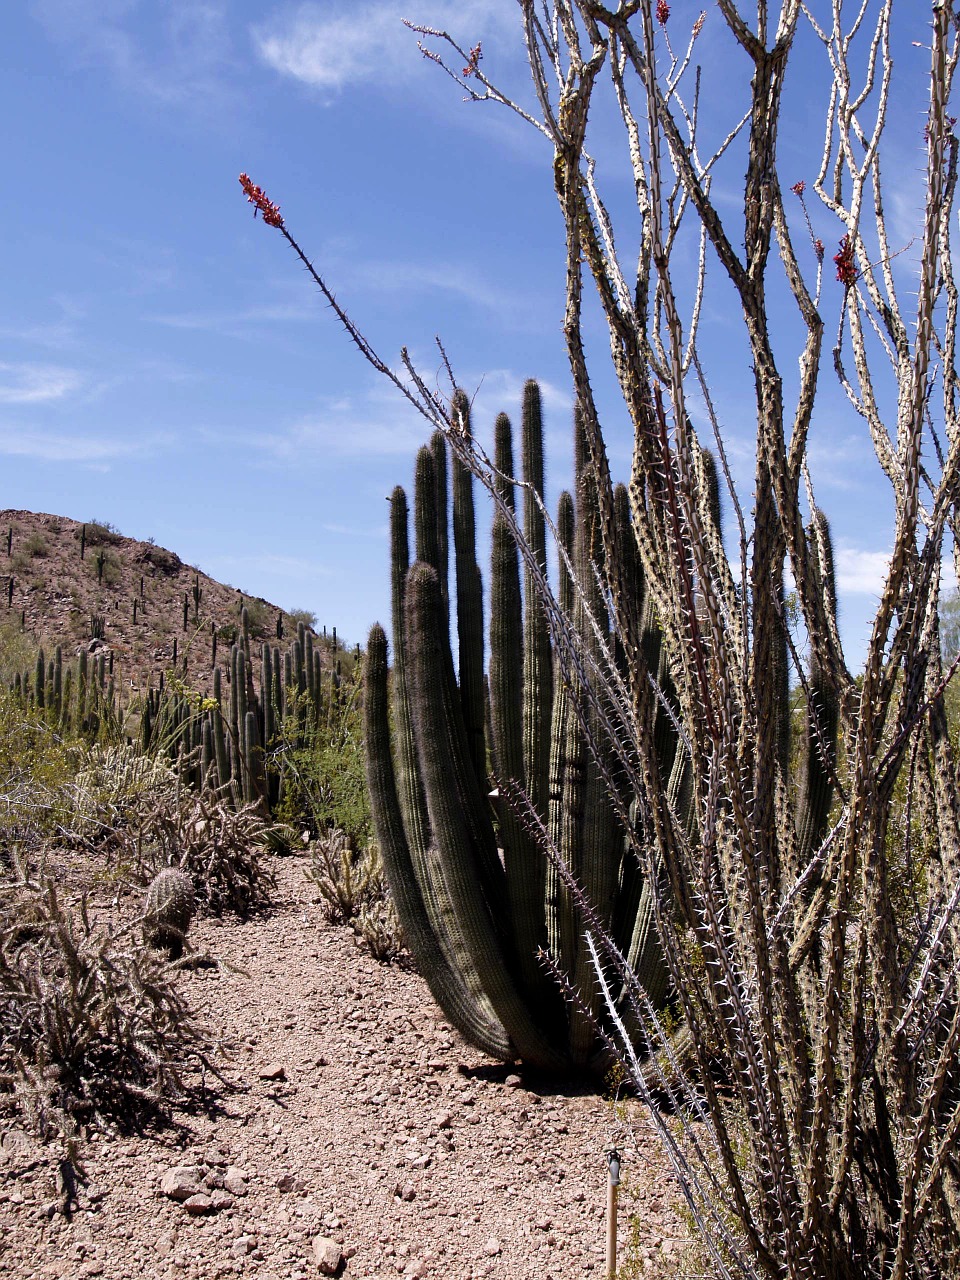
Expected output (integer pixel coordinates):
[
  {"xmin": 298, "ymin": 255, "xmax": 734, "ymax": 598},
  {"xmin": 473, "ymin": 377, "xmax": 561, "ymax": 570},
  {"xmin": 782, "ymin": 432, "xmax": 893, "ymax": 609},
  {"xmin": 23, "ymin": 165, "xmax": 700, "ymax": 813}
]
[
  {"xmin": 436, "ymin": 1112, "xmax": 452, "ymax": 1130},
  {"xmin": 182, "ymin": 1193, "xmax": 214, "ymax": 1216},
  {"xmin": 209, "ymin": 1191, "xmax": 235, "ymax": 1211},
  {"xmin": 160, "ymin": 1166, "xmax": 204, "ymax": 1202},
  {"xmin": 483, "ymin": 1236, "xmax": 502, "ymax": 1257},
  {"xmin": 277, "ymin": 1172, "xmax": 298, "ymax": 1192},
  {"xmin": 259, "ymin": 1062, "xmax": 287, "ymax": 1081},
  {"xmin": 504, "ymin": 1074, "xmax": 522, "ymax": 1088},
  {"xmin": 231, "ymin": 1236, "xmax": 256, "ymax": 1258},
  {"xmin": 535, "ymin": 1217, "xmax": 552, "ymax": 1231},
  {"xmin": 311, "ymin": 1234, "xmax": 343, "ymax": 1275},
  {"xmin": 155, "ymin": 1237, "xmax": 175, "ymax": 1258},
  {"xmin": 400, "ymin": 1183, "xmax": 416, "ymax": 1202}
]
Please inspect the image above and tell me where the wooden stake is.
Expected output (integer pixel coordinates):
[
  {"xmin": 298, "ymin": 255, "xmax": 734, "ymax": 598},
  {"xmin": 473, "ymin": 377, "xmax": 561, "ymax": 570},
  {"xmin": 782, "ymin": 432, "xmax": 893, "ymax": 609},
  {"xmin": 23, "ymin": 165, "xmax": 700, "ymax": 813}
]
[{"xmin": 606, "ymin": 1150, "xmax": 620, "ymax": 1279}]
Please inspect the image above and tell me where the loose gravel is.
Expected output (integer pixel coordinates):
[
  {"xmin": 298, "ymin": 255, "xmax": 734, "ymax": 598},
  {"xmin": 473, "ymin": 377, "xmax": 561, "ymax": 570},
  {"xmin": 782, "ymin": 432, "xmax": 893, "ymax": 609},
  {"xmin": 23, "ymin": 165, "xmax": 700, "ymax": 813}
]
[{"xmin": 0, "ymin": 856, "xmax": 686, "ymax": 1280}]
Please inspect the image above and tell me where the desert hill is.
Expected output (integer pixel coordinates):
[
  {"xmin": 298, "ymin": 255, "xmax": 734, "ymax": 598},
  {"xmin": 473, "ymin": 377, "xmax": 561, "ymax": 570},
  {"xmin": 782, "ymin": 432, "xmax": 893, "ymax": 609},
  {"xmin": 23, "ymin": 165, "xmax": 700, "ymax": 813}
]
[{"xmin": 0, "ymin": 509, "xmax": 343, "ymax": 700}]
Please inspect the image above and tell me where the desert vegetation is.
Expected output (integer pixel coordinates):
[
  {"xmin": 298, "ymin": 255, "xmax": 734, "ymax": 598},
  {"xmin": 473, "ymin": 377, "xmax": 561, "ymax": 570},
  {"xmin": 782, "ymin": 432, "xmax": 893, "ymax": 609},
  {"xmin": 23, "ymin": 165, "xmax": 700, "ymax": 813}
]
[
  {"xmin": 237, "ymin": 1, "xmax": 960, "ymax": 1277},
  {"xmin": 0, "ymin": 526, "xmax": 395, "ymax": 1177}
]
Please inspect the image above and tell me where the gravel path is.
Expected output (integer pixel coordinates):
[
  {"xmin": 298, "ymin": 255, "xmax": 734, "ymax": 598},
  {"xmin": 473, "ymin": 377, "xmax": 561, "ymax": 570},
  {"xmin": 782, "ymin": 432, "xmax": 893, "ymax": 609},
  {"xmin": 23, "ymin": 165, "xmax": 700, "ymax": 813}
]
[{"xmin": 0, "ymin": 856, "xmax": 685, "ymax": 1279}]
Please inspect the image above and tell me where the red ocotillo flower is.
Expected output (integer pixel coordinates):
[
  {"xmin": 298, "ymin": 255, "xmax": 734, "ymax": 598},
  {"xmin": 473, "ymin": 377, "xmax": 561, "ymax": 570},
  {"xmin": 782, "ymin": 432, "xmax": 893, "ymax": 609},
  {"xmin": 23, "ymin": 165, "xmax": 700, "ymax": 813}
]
[
  {"xmin": 462, "ymin": 42, "xmax": 482, "ymax": 77},
  {"xmin": 834, "ymin": 234, "xmax": 858, "ymax": 287},
  {"xmin": 657, "ymin": 1, "xmax": 670, "ymax": 24},
  {"xmin": 791, "ymin": 180, "xmax": 806, "ymax": 196},
  {"xmin": 239, "ymin": 173, "xmax": 284, "ymax": 229}
]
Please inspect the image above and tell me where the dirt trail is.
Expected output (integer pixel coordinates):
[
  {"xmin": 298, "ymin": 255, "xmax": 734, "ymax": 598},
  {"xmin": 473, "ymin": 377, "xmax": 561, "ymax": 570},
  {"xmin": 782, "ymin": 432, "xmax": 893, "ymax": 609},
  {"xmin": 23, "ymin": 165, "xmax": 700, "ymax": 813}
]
[{"xmin": 0, "ymin": 856, "xmax": 684, "ymax": 1280}]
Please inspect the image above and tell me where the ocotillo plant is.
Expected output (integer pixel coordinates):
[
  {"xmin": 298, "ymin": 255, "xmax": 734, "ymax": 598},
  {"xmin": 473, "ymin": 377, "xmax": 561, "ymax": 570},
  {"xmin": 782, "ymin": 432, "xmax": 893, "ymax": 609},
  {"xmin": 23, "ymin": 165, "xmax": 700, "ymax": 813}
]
[{"xmin": 365, "ymin": 382, "xmax": 839, "ymax": 1072}]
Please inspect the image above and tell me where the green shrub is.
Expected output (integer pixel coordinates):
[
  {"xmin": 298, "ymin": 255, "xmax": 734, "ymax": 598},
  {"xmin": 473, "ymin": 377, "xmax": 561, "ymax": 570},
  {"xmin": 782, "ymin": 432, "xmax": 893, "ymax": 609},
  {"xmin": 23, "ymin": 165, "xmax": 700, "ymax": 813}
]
[
  {"xmin": 273, "ymin": 672, "xmax": 370, "ymax": 846},
  {"xmin": 243, "ymin": 598, "xmax": 271, "ymax": 639},
  {"xmin": 77, "ymin": 520, "xmax": 122, "ymax": 547},
  {"xmin": 23, "ymin": 532, "xmax": 48, "ymax": 559}
]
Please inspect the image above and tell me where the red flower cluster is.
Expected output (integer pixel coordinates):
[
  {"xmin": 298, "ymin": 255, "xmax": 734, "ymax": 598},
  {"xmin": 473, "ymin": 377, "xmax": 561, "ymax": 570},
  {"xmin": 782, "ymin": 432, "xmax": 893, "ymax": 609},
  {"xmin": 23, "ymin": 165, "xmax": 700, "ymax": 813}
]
[
  {"xmin": 791, "ymin": 180, "xmax": 806, "ymax": 196},
  {"xmin": 692, "ymin": 11, "xmax": 705, "ymax": 37},
  {"xmin": 814, "ymin": 238, "xmax": 825, "ymax": 264},
  {"xmin": 462, "ymin": 41, "xmax": 482, "ymax": 78},
  {"xmin": 833, "ymin": 234, "xmax": 858, "ymax": 287},
  {"xmin": 239, "ymin": 173, "xmax": 283, "ymax": 229},
  {"xmin": 657, "ymin": 0, "xmax": 670, "ymax": 24}
]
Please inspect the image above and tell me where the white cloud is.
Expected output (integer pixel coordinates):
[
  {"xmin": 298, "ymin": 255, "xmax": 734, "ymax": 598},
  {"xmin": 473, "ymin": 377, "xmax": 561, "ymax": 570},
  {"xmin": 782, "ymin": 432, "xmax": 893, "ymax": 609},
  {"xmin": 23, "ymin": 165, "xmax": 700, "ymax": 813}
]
[
  {"xmin": 835, "ymin": 546, "xmax": 890, "ymax": 596},
  {"xmin": 0, "ymin": 363, "xmax": 83, "ymax": 405},
  {"xmin": 252, "ymin": 0, "xmax": 517, "ymax": 93}
]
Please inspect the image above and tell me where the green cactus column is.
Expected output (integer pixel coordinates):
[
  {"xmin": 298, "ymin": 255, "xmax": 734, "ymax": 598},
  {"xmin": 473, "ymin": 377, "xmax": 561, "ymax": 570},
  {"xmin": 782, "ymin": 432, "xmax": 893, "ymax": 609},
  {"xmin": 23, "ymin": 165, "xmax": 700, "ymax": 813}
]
[
  {"xmin": 405, "ymin": 561, "xmax": 565, "ymax": 1069},
  {"xmin": 450, "ymin": 390, "xmax": 487, "ymax": 788},
  {"xmin": 365, "ymin": 622, "xmax": 512, "ymax": 1060}
]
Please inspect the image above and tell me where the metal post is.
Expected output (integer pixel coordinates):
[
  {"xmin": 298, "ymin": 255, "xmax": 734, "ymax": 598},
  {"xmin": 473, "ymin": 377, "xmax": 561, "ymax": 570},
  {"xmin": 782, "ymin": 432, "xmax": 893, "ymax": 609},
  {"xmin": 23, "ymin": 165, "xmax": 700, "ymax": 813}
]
[{"xmin": 606, "ymin": 1149, "xmax": 621, "ymax": 1279}]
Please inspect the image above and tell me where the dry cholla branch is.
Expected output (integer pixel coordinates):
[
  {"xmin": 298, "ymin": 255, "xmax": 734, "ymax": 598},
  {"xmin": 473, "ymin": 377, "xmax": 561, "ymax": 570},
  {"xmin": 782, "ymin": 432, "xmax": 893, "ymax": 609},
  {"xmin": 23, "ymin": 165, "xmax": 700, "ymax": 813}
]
[
  {"xmin": 0, "ymin": 869, "xmax": 217, "ymax": 1138},
  {"xmin": 307, "ymin": 830, "xmax": 405, "ymax": 961}
]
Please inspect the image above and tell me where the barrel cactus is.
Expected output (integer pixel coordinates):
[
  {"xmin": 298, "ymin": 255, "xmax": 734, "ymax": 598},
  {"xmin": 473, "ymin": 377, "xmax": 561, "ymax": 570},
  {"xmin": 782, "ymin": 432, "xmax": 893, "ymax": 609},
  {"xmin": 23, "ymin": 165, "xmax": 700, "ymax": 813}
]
[{"xmin": 143, "ymin": 867, "xmax": 196, "ymax": 960}]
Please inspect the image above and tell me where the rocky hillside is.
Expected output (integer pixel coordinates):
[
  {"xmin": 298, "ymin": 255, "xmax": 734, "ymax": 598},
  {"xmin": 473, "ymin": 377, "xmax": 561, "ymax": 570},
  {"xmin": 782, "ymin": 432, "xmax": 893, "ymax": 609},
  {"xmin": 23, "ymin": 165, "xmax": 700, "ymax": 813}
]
[{"xmin": 0, "ymin": 510, "xmax": 344, "ymax": 701}]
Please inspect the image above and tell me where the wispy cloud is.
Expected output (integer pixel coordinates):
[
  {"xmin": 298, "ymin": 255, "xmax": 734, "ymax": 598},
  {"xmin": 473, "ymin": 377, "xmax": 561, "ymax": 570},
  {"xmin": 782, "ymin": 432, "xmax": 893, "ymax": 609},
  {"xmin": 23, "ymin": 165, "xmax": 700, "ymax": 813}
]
[
  {"xmin": 349, "ymin": 259, "xmax": 524, "ymax": 316},
  {"xmin": 151, "ymin": 300, "xmax": 321, "ymax": 334},
  {"xmin": 321, "ymin": 521, "xmax": 385, "ymax": 539},
  {"xmin": 202, "ymin": 552, "xmax": 334, "ymax": 581},
  {"xmin": 30, "ymin": 0, "xmax": 238, "ymax": 113},
  {"xmin": 237, "ymin": 368, "xmax": 573, "ymax": 464},
  {"xmin": 0, "ymin": 363, "xmax": 84, "ymax": 405},
  {"xmin": 0, "ymin": 425, "xmax": 168, "ymax": 463},
  {"xmin": 253, "ymin": 0, "xmax": 518, "ymax": 94}
]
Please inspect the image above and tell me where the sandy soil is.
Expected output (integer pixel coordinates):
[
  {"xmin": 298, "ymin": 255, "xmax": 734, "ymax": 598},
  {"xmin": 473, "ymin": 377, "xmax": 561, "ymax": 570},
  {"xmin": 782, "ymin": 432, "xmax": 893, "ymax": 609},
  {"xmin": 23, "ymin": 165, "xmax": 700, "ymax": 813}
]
[{"xmin": 0, "ymin": 856, "xmax": 686, "ymax": 1280}]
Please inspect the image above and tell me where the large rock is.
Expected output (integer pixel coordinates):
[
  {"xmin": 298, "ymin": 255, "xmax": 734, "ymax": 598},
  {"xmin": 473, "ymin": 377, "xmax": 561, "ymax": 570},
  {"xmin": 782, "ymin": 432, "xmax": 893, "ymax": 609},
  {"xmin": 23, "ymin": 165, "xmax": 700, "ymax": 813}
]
[
  {"xmin": 311, "ymin": 1235, "xmax": 343, "ymax": 1275},
  {"xmin": 160, "ymin": 1166, "xmax": 204, "ymax": 1201}
]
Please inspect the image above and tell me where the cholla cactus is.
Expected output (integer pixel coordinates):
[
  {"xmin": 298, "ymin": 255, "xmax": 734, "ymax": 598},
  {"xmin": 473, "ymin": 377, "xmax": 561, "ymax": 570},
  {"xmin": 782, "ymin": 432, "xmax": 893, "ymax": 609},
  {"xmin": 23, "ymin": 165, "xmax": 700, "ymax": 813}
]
[{"xmin": 143, "ymin": 867, "xmax": 195, "ymax": 960}]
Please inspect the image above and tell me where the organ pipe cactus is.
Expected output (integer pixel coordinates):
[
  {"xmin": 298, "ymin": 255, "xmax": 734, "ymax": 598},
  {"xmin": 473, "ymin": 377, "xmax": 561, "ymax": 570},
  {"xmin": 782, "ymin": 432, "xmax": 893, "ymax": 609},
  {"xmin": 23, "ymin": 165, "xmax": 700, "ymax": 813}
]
[{"xmin": 365, "ymin": 381, "xmax": 840, "ymax": 1071}]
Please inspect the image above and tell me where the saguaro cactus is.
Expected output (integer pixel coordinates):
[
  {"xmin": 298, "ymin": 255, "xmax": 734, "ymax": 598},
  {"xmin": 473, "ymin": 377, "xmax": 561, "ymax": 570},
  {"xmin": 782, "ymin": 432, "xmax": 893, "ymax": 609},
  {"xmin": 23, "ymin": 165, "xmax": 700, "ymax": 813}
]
[{"xmin": 365, "ymin": 381, "xmax": 840, "ymax": 1072}]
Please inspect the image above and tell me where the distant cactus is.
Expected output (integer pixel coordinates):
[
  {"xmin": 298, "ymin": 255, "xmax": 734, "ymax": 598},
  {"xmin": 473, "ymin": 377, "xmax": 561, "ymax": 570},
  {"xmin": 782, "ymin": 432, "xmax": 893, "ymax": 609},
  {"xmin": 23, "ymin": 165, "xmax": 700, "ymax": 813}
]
[{"xmin": 143, "ymin": 868, "xmax": 196, "ymax": 960}]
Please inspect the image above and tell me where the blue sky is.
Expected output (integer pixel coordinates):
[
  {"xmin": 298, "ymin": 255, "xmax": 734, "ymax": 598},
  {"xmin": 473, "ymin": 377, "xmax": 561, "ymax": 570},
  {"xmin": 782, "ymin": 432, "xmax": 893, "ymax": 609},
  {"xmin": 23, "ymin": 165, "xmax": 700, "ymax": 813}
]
[{"xmin": 2, "ymin": 1, "xmax": 945, "ymax": 664}]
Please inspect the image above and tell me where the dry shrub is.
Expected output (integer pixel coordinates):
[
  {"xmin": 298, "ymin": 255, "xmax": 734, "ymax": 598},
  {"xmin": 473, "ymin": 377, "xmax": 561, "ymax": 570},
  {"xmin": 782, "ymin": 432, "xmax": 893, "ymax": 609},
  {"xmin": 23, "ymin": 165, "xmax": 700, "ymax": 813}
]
[
  {"xmin": 70, "ymin": 745, "xmax": 283, "ymax": 916},
  {"xmin": 0, "ymin": 862, "xmax": 215, "ymax": 1135},
  {"xmin": 307, "ymin": 831, "xmax": 404, "ymax": 961},
  {"xmin": 127, "ymin": 792, "xmax": 282, "ymax": 917}
]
